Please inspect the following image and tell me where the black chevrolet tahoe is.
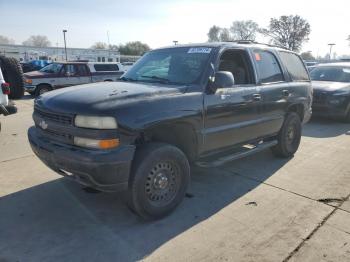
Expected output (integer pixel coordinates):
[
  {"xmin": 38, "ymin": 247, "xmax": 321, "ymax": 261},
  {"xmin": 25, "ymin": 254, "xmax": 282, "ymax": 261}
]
[{"xmin": 28, "ymin": 42, "xmax": 312, "ymax": 219}]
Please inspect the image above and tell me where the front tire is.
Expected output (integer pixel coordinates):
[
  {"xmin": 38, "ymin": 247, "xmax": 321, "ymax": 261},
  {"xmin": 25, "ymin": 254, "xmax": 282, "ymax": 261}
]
[
  {"xmin": 35, "ymin": 84, "xmax": 52, "ymax": 97},
  {"xmin": 127, "ymin": 143, "xmax": 190, "ymax": 220},
  {"xmin": 271, "ymin": 112, "xmax": 302, "ymax": 158}
]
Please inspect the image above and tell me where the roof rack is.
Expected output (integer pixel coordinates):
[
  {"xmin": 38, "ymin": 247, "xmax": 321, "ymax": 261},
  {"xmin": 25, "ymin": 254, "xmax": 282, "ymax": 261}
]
[{"xmin": 225, "ymin": 40, "xmax": 290, "ymax": 50}]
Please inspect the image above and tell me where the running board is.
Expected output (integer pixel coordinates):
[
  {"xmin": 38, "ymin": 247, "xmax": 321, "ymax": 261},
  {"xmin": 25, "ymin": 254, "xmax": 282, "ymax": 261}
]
[{"xmin": 196, "ymin": 140, "xmax": 278, "ymax": 168}]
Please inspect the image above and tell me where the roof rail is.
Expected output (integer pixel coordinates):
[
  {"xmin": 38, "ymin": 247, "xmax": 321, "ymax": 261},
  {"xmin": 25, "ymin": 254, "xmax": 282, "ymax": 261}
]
[{"xmin": 224, "ymin": 40, "xmax": 290, "ymax": 50}]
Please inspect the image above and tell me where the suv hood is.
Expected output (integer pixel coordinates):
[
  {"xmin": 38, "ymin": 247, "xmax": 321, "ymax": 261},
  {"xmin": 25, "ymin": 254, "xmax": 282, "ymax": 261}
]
[
  {"xmin": 312, "ymin": 81, "xmax": 350, "ymax": 92},
  {"xmin": 35, "ymin": 81, "xmax": 184, "ymax": 115}
]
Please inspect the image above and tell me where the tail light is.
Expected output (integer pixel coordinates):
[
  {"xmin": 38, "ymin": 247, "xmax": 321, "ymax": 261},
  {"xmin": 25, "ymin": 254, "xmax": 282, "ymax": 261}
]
[{"xmin": 1, "ymin": 82, "xmax": 11, "ymax": 95}]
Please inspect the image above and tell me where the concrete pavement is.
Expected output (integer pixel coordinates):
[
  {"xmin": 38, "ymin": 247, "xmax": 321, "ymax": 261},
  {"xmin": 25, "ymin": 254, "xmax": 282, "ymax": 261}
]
[{"xmin": 0, "ymin": 96, "xmax": 349, "ymax": 262}]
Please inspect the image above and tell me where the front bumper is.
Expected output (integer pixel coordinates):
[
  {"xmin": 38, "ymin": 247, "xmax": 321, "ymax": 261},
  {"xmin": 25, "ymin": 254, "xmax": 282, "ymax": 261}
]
[
  {"xmin": 28, "ymin": 126, "xmax": 136, "ymax": 192},
  {"xmin": 24, "ymin": 84, "xmax": 36, "ymax": 92},
  {"xmin": 312, "ymin": 101, "xmax": 349, "ymax": 119}
]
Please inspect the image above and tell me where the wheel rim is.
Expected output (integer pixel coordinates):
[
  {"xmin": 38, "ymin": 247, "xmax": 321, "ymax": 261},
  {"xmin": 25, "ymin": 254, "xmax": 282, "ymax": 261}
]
[
  {"xmin": 286, "ymin": 121, "xmax": 300, "ymax": 149},
  {"xmin": 39, "ymin": 88, "xmax": 49, "ymax": 95},
  {"xmin": 145, "ymin": 162, "xmax": 180, "ymax": 207}
]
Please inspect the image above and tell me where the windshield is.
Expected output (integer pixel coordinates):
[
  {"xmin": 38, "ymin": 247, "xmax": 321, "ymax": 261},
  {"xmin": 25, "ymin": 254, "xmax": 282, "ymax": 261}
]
[
  {"xmin": 310, "ymin": 66, "xmax": 350, "ymax": 83},
  {"xmin": 39, "ymin": 63, "xmax": 63, "ymax": 74},
  {"xmin": 121, "ymin": 47, "xmax": 212, "ymax": 85}
]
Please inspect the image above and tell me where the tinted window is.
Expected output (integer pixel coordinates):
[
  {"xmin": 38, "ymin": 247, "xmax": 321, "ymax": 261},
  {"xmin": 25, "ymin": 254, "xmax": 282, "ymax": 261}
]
[
  {"xmin": 254, "ymin": 50, "xmax": 284, "ymax": 83},
  {"xmin": 310, "ymin": 66, "xmax": 350, "ymax": 83},
  {"xmin": 94, "ymin": 64, "xmax": 120, "ymax": 71},
  {"xmin": 279, "ymin": 52, "xmax": 309, "ymax": 81}
]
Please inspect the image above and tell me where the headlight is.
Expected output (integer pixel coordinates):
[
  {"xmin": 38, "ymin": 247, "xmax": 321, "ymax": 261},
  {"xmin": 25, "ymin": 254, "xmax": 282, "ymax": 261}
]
[
  {"xmin": 74, "ymin": 137, "xmax": 119, "ymax": 149},
  {"xmin": 25, "ymin": 79, "xmax": 32, "ymax": 84},
  {"xmin": 74, "ymin": 115, "xmax": 117, "ymax": 129}
]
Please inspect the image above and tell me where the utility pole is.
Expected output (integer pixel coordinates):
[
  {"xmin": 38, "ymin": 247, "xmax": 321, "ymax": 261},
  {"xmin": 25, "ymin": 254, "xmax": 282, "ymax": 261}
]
[
  {"xmin": 63, "ymin": 29, "xmax": 68, "ymax": 61},
  {"xmin": 107, "ymin": 31, "xmax": 111, "ymax": 61},
  {"xmin": 173, "ymin": 40, "xmax": 178, "ymax": 45},
  {"xmin": 328, "ymin": 43, "xmax": 335, "ymax": 61}
]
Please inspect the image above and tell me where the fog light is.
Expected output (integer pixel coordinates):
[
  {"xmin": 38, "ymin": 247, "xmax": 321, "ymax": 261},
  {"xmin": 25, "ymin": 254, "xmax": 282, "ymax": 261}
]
[{"xmin": 74, "ymin": 137, "xmax": 119, "ymax": 149}]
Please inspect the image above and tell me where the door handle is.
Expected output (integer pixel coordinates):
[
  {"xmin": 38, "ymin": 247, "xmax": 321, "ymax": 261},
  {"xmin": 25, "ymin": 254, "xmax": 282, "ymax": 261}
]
[
  {"xmin": 282, "ymin": 90, "xmax": 290, "ymax": 97},
  {"xmin": 252, "ymin": 94, "xmax": 261, "ymax": 101}
]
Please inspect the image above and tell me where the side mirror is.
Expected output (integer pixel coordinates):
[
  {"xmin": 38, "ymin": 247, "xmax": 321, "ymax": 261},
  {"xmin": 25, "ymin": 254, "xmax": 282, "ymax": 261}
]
[{"xmin": 208, "ymin": 71, "xmax": 235, "ymax": 94}]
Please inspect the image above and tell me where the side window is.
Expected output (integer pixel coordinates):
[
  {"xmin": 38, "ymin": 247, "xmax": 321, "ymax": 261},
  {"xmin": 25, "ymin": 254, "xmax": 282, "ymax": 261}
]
[
  {"xmin": 254, "ymin": 50, "xmax": 284, "ymax": 84},
  {"xmin": 94, "ymin": 64, "xmax": 119, "ymax": 71},
  {"xmin": 75, "ymin": 65, "xmax": 88, "ymax": 76},
  {"xmin": 218, "ymin": 50, "xmax": 252, "ymax": 85},
  {"xmin": 279, "ymin": 52, "xmax": 309, "ymax": 81},
  {"xmin": 63, "ymin": 64, "xmax": 76, "ymax": 76}
]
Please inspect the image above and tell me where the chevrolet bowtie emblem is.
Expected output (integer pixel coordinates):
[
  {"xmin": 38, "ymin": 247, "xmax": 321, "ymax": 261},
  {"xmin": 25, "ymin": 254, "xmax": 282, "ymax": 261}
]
[{"xmin": 39, "ymin": 120, "xmax": 48, "ymax": 130}]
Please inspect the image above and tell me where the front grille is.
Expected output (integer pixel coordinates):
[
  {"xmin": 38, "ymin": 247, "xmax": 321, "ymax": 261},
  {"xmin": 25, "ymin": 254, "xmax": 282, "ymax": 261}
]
[
  {"xmin": 44, "ymin": 129, "xmax": 73, "ymax": 141},
  {"xmin": 34, "ymin": 107, "xmax": 73, "ymax": 125}
]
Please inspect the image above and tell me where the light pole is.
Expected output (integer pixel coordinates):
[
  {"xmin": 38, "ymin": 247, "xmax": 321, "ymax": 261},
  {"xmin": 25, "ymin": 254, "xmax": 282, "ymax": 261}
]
[
  {"xmin": 63, "ymin": 29, "xmax": 68, "ymax": 61},
  {"xmin": 173, "ymin": 40, "xmax": 178, "ymax": 46},
  {"xmin": 328, "ymin": 43, "xmax": 335, "ymax": 61}
]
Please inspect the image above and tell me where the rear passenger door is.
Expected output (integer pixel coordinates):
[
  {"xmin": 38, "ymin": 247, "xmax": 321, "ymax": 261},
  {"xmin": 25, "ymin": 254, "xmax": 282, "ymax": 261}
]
[
  {"xmin": 74, "ymin": 64, "xmax": 91, "ymax": 84},
  {"xmin": 251, "ymin": 49, "xmax": 289, "ymax": 136}
]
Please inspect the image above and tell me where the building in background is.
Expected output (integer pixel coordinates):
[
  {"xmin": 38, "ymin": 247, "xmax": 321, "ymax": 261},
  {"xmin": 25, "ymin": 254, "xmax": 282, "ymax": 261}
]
[{"xmin": 0, "ymin": 44, "xmax": 121, "ymax": 62}]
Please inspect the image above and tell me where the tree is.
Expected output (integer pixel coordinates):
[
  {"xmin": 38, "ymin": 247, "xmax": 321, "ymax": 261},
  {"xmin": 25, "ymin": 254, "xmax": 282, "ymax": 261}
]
[
  {"xmin": 219, "ymin": 28, "xmax": 233, "ymax": 41},
  {"xmin": 0, "ymin": 35, "xmax": 15, "ymax": 45},
  {"xmin": 300, "ymin": 51, "xmax": 315, "ymax": 60},
  {"xmin": 230, "ymin": 20, "xmax": 259, "ymax": 41},
  {"xmin": 91, "ymin": 42, "xmax": 108, "ymax": 49},
  {"xmin": 207, "ymin": 25, "xmax": 221, "ymax": 42},
  {"xmin": 348, "ymin": 35, "xmax": 350, "ymax": 45},
  {"xmin": 260, "ymin": 15, "xmax": 310, "ymax": 52},
  {"xmin": 22, "ymin": 35, "xmax": 51, "ymax": 47},
  {"xmin": 118, "ymin": 41, "xmax": 151, "ymax": 56}
]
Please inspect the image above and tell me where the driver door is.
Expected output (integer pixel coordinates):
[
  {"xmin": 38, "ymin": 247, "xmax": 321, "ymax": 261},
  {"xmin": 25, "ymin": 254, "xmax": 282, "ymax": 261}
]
[{"xmin": 202, "ymin": 49, "xmax": 262, "ymax": 153}]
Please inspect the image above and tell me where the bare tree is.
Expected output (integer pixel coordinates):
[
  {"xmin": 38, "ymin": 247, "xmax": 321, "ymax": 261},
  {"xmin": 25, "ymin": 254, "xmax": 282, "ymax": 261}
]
[
  {"xmin": 260, "ymin": 15, "xmax": 310, "ymax": 52},
  {"xmin": 0, "ymin": 35, "xmax": 15, "ymax": 45},
  {"xmin": 230, "ymin": 20, "xmax": 259, "ymax": 41},
  {"xmin": 207, "ymin": 25, "xmax": 221, "ymax": 42},
  {"xmin": 23, "ymin": 35, "xmax": 51, "ymax": 47},
  {"xmin": 91, "ymin": 42, "xmax": 108, "ymax": 49},
  {"xmin": 219, "ymin": 28, "xmax": 233, "ymax": 42}
]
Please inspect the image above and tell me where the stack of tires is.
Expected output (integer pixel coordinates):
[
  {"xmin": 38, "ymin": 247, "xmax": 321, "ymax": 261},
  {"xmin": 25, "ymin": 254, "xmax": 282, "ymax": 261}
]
[{"xmin": 0, "ymin": 56, "xmax": 24, "ymax": 99}]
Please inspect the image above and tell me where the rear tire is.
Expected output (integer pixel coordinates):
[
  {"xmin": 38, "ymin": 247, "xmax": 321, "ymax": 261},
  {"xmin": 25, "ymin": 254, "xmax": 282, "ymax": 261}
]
[
  {"xmin": 271, "ymin": 112, "xmax": 302, "ymax": 158},
  {"xmin": 126, "ymin": 143, "xmax": 190, "ymax": 220},
  {"xmin": 0, "ymin": 56, "xmax": 24, "ymax": 99}
]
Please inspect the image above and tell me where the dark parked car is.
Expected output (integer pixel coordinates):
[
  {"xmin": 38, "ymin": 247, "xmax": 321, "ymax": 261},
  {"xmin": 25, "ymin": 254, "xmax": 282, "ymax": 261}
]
[
  {"xmin": 28, "ymin": 42, "xmax": 312, "ymax": 219},
  {"xmin": 310, "ymin": 63, "xmax": 350, "ymax": 121}
]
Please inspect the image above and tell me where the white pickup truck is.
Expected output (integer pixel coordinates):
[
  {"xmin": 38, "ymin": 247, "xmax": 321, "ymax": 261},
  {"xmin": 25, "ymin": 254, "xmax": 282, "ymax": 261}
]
[{"xmin": 24, "ymin": 62, "xmax": 125, "ymax": 96}]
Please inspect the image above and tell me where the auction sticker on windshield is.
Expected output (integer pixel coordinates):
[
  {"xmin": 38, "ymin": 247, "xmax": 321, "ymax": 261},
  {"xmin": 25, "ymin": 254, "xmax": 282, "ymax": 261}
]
[{"xmin": 188, "ymin": 47, "xmax": 212, "ymax": 54}]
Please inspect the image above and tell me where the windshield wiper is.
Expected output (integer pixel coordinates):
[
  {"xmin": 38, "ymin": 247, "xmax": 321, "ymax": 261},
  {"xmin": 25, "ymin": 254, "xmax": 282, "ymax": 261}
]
[
  {"xmin": 119, "ymin": 76, "xmax": 137, "ymax": 82},
  {"xmin": 140, "ymin": 75, "xmax": 171, "ymax": 83}
]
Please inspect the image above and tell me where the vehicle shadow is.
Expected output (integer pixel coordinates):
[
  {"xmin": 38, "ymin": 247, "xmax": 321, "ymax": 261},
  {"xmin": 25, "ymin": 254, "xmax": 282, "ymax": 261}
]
[
  {"xmin": 302, "ymin": 117, "xmax": 350, "ymax": 138},
  {"xmin": 0, "ymin": 152, "xmax": 289, "ymax": 262}
]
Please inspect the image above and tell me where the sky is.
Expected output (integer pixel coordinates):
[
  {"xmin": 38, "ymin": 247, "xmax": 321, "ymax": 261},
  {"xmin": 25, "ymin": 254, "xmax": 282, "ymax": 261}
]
[{"xmin": 0, "ymin": 0, "xmax": 349, "ymax": 57}]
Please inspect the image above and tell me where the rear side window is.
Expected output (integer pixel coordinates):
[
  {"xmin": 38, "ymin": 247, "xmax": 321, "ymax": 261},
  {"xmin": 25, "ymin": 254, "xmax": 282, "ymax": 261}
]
[
  {"xmin": 279, "ymin": 52, "xmax": 309, "ymax": 81},
  {"xmin": 94, "ymin": 64, "xmax": 119, "ymax": 71},
  {"xmin": 254, "ymin": 50, "xmax": 284, "ymax": 84}
]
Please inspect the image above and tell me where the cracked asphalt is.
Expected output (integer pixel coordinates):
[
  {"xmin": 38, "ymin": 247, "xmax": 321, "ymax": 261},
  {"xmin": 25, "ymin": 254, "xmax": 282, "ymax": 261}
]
[{"xmin": 1, "ymin": 96, "xmax": 350, "ymax": 262}]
